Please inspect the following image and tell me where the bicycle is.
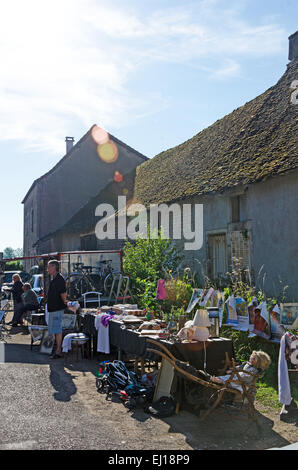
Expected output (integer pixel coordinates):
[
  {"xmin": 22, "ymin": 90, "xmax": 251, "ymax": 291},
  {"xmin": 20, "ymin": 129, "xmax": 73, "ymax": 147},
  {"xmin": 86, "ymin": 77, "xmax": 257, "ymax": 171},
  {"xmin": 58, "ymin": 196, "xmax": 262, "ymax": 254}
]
[{"xmin": 66, "ymin": 261, "xmax": 119, "ymax": 300}]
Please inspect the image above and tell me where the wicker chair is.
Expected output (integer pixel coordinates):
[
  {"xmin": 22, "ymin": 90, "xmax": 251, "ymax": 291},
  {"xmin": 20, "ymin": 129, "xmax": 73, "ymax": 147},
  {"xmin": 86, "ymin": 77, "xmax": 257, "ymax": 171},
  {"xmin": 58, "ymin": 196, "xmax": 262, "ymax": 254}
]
[{"xmin": 146, "ymin": 339, "xmax": 263, "ymax": 425}]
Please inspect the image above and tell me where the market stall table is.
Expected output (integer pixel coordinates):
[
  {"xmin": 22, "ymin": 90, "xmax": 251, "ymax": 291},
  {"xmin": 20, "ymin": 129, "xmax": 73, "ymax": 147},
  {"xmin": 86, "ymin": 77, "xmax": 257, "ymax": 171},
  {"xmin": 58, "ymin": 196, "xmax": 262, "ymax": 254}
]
[{"xmin": 79, "ymin": 313, "xmax": 234, "ymax": 374}]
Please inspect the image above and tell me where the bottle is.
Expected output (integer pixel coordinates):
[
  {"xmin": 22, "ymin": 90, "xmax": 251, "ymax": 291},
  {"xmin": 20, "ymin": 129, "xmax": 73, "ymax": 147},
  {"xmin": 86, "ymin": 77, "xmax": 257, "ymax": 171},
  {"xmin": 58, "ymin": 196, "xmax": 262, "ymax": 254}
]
[{"xmin": 168, "ymin": 314, "xmax": 177, "ymax": 333}]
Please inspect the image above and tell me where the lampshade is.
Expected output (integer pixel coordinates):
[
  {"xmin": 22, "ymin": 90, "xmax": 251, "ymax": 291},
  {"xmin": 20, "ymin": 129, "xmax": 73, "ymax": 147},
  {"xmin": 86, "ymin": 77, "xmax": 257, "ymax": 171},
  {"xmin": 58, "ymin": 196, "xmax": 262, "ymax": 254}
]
[{"xmin": 193, "ymin": 309, "xmax": 211, "ymax": 327}]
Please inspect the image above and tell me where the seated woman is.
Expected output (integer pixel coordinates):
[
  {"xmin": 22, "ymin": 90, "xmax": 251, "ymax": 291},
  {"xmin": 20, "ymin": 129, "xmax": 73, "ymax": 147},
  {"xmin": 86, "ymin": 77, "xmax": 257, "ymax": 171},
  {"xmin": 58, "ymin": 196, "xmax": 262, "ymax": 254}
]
[
  {"xmin": 12, "ymin": 283, "xmax": 39, "ymax": 326},
  {"xmin": 211, "ymin": 350, "xmax": 271, "ymax": 393}
]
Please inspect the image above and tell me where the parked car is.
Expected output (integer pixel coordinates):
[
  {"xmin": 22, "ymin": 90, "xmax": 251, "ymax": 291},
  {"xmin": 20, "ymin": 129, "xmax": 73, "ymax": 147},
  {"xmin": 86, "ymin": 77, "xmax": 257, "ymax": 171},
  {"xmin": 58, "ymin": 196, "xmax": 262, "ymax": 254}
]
[
  {"xmin": 30, "ymin": 274, "xmax": 45, "ymax": 311},
  {"xmin": 1, "ymin": 270, "xmax": 30, "ymax": 300},
  {"xmin": 30, "ymin": 274, "xmax": 44, "ymax": 296}
]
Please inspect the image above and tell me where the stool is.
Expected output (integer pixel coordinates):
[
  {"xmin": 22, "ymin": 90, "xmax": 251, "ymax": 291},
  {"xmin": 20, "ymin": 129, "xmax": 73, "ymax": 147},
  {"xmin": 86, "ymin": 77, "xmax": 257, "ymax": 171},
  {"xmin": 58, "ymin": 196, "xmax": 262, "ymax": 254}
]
[{"xmin": 66, "ymin": 334, "xmax": 89, "ymax": 361}]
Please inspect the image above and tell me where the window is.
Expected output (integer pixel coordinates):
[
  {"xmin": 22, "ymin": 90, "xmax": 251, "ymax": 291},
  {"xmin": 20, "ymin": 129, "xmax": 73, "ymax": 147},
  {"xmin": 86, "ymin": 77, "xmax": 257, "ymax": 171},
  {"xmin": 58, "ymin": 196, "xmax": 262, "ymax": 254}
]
[
  {"xmin": 208, "ymin": 233, "xmax": 228, "ymax": 280},
  {"xmin": 230, "ymin": 230, "xmax": 251, "ymax": 278},
  {"xmin": 231, "ymin": 196, "xmax": 240, "ymax": 223}
]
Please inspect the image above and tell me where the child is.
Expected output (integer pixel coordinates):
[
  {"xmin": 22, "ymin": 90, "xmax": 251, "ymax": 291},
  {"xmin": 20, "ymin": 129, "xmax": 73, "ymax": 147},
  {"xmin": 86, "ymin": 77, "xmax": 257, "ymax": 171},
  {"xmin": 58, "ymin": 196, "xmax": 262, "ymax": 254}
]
[{"xmin": 211, "ymin": 350, "xmax": 271, "ymax": 392}]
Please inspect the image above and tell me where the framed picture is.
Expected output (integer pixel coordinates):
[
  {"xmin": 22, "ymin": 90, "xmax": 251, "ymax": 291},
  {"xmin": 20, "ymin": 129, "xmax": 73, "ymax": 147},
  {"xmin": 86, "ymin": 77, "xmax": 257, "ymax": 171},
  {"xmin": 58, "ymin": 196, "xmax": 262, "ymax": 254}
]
[
  {"xmin": 252, "ymin": 302, "xmax": 271, "ymax": 340},
  {"xmin": 0, "ymin": 311, "xmax": 5, "ymax": 323},
  {"xmin": 225, "ymin": 296, "xmax": 238, "ymax": 326},
  {"xmin": 280, "ymin": 303, "xmax": 298, "ymax": 329},
  {"xmin": 28, "ymin": 326, "xmax": 48, "ymax": 344},
  {"xmin": 62, "ymin": 313, "xmax": 77, "ymax": 330},
  {"xmin": 186, "ymin": 288, "xmax": 203, "ymax": 313},
  {"xmin": 225, "ymin": 296, "xmax": 250, "ymax": 331},
  {"xmin": 40, "ymin": 330, "xmax": 55, "ymax": 354}
]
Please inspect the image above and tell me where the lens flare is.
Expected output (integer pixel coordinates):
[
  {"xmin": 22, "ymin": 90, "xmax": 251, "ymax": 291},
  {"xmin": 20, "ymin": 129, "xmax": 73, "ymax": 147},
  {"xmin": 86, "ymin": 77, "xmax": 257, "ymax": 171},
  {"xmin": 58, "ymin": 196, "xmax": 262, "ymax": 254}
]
[
  {"xmin": 114, "ymin": 171, "xmax": 123, "ymax": 183},
  {"xmin": 91, "ymin": 125, "xmax": 109, "ymax": 145},
  {"xmin": 97, "ymin": 140, "xmax": 119, "ymax": 163}
]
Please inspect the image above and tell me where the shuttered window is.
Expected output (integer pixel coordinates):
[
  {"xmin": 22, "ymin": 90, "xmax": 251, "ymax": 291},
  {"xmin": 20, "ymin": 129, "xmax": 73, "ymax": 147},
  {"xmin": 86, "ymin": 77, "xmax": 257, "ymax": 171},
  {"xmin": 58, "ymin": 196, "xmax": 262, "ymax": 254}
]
[{"xmin": 208, "ymin": 233, "xmax": 228, "ymax": 279}]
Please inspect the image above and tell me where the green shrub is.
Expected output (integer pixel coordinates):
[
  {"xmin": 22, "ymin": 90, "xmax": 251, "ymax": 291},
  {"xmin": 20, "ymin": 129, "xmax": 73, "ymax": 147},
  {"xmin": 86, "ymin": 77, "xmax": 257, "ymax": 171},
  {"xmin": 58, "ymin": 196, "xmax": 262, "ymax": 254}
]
[{"xmin": 123, "ymin": 230, "xmax": 183, "ymax": 287}]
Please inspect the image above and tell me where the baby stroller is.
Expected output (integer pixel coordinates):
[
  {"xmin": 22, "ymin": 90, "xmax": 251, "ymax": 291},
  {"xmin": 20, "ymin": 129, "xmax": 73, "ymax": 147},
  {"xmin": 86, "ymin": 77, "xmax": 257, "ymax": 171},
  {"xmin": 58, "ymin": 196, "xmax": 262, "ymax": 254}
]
[{"xmin": 96, "ymin": 360, "xmax": 154, "ymax": 409}]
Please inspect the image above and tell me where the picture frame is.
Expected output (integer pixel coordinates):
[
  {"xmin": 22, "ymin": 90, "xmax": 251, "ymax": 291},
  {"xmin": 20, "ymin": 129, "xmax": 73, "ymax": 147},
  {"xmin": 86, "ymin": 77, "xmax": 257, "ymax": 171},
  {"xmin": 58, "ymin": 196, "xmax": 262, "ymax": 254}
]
[
  {"xmin": 225, "ymin": 296, "xmax": 250, "ymax": 331},
  {"xmin": 186, "ymin": 288, "xmax": 203, "ymax": 313},
  {"xmin": 62, "ymin": 313, "xmax": 77, "ymax": 330},
  {"xmin": 28, "ymin": 325, "xmax": 48, "ymax": 344},
  {"xmin": 280, "ymin": 303, "xmax": 298, "ymax": 329},
  {"xmin": 40, "ymin": 329, "xmax": 55, "ymax": 354}
]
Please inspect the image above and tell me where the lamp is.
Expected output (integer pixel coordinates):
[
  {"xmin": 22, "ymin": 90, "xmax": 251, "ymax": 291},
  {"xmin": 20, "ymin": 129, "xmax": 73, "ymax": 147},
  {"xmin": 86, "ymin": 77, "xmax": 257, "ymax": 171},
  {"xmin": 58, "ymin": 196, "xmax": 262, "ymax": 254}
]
[
  {"xmin": 193, "ymin": 309, "xmax": 211, "ymax": 327},
  {"xmin": 192, "ymin": 309, "xmax": 211, "ymax": 342}
]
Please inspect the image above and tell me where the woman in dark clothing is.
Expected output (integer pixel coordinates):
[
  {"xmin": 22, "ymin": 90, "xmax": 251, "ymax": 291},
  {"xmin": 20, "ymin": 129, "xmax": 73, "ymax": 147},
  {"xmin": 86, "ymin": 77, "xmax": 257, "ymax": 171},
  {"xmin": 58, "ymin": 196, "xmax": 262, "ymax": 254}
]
[{"xmin": 10, "ymin": 274, "xmax": 24, "ymax": 326}]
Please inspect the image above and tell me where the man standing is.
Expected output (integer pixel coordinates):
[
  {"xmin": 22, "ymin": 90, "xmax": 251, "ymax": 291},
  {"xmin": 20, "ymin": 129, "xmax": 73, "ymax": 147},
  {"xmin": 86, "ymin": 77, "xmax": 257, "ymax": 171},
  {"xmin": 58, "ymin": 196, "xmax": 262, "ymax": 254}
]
[{"xmin": 46, "ymin": 260, "xmax": 67, "ymax": 359}]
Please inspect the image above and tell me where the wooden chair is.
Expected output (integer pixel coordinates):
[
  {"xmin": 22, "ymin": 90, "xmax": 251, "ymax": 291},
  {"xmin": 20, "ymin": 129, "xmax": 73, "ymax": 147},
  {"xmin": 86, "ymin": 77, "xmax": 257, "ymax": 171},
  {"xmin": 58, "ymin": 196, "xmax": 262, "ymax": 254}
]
[
  {"xmin": 0, "ymin": 300, "xmax": 10, "ymax": 341},
  {"xmin": 146, "ymin": 339, "xmax": 263, "ymax": 425}
]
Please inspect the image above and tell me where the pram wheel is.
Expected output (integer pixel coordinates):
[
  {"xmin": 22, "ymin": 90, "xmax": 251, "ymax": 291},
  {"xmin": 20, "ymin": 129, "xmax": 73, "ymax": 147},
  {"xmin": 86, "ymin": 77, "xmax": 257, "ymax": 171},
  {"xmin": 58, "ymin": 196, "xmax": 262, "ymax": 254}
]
[{"xmin": 96, "ymin": 377, "xmax": 108, "ymax": 394}]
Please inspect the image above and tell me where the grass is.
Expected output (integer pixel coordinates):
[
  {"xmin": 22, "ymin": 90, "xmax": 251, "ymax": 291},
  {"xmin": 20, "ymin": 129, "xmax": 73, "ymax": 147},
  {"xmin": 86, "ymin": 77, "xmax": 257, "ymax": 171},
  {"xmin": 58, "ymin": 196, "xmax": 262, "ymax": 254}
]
[{"xmin": 256, "ymin": 383, "xmax": 281, "ymax": 409}]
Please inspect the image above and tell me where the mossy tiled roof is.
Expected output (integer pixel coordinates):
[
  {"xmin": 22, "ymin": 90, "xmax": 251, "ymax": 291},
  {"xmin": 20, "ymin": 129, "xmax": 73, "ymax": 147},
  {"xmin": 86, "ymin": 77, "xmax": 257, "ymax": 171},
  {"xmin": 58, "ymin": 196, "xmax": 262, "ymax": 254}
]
[{"xmin": 134, "ymin": 60, "xmax": 298, "ymax": 205}]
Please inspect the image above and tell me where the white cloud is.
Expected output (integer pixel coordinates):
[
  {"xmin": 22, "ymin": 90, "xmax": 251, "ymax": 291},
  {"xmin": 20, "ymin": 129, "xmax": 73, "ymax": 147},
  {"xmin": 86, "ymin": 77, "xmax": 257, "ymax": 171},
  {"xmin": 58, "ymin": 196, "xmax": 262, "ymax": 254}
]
[{"xmin": 0, "ymin": 0, "xmax": 286, "ymax": 154}]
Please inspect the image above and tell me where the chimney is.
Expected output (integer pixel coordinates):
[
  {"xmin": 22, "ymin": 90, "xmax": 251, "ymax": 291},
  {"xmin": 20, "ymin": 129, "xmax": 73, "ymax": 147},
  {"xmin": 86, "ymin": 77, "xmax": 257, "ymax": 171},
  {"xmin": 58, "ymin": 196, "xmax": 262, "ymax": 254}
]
[
  {"xmin": 65, "ymin": 136, "xmax": 75, "ymax": 153},
  {"xmin": 289, "ymin": 31, "xmax": 298, "ymax": 61}
]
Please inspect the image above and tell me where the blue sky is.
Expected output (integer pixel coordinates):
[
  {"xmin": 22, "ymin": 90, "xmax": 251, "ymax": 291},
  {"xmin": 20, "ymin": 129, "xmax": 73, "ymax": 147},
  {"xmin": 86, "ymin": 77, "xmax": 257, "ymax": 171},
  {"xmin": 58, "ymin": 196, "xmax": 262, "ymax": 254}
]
[{"xmin": 0, "ymin": 0, "xmax": 297, "ymax": 253}]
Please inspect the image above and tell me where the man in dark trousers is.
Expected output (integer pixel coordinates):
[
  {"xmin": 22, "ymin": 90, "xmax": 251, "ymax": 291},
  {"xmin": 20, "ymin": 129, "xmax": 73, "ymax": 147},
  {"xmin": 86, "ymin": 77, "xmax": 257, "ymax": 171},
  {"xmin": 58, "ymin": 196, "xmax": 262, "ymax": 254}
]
[
  {"xmin": 12, "ymin": 282, "xmax": 39, "ymax": 326},
  {"xmin": 46, "ymin": 260, "xmax": 67, "ymax": 359}
]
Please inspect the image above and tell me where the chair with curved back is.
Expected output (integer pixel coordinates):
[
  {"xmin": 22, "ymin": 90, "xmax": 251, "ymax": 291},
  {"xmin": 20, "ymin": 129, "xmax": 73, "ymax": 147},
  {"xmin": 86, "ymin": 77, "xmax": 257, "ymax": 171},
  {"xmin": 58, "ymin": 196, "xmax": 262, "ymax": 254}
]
[{"xmin": 146, "ymin": 338, "xmax": 263, "ymax": 426}]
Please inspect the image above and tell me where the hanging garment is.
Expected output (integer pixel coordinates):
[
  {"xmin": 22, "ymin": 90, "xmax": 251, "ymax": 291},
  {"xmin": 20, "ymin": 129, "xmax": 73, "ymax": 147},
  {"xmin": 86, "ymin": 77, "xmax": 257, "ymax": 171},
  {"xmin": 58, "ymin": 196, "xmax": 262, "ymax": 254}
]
[
  {"xmin": 278, "ymin": 333, "xmax": 292, "ymax": 406},
  {"xmin": 100, "ymin": 313, "xmax": 115, "ymax": 327},
  {"xmin": 156, "ymin": 279, "xmax": 168, "ymax": 300},
  {"xmin": 95, "ymin": 313, "xmax": 111, "ymax": 354}
]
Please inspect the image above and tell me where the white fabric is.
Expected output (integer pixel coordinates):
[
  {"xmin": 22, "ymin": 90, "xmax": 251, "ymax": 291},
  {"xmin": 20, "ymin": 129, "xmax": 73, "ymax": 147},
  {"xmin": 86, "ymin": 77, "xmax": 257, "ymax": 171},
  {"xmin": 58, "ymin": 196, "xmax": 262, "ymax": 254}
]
[
  {"xmin": 62, "ymin": 333, "xmax": 87, "ymax": 353},
  {"xmin": 278, "ymin": 333, "xmax": 292, "ymax": 406},
  {"xmin": 228, "ymin": 295, "xmax": 237, "ymax": 321},
  {"xmin": 259, "ymin": 301, "xmax": 269, "ymax": 322},
  {"xmin": 272, "ymin": 304, "xmax": 280, "ymax": 315},
  {"xmin": 94, "ymin": 314, "xmax": 110, "ymax": 354}
]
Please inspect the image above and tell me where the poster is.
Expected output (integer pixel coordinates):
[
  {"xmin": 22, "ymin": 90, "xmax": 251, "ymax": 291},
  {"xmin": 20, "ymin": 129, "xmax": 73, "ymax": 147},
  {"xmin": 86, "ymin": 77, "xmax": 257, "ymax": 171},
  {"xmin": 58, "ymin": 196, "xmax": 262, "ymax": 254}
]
[
  {"xmin": 40, "ymin": 330, "xmax": 55, "ymax": 354},
  {"xmin": 280, "ymin": 303, "xmax": 298, "ymax": 329},
  {"xmin": 269, "ymin": 304, "xmax": 282, "ymax": 342},
  {"xmin": 252, "ymin": 302, "xmax": 271, "ymax": 339},
  {"xmin": 62, "ymin": 313, "xmax": 77, "ymax": 330},
  {"xmin": 186, "ymin": 288, "xmax": 203, "ymax": 313}
]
